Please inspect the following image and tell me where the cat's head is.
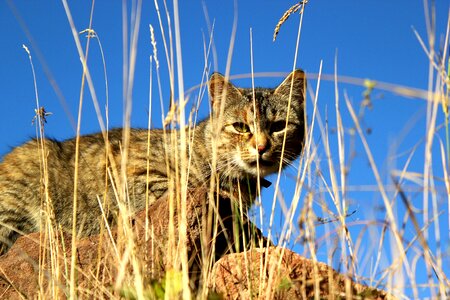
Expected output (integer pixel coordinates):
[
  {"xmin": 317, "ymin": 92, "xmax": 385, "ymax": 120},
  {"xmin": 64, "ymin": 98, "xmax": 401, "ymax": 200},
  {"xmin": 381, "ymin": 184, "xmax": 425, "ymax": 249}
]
[{"xmin": 208, "ymin": 69, "xmax": 306, "ymax": 180}]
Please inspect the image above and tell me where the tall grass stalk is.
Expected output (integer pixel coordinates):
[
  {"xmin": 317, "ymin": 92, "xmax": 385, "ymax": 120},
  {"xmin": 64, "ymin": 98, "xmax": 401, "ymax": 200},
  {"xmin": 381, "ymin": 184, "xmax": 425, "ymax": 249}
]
[
  {"xmin": 172, "ymin": 0, "xmax": 192, "ymax": 298},
  {"xmin": 23, "ymin": 44, "xmax": 62, "ymax": 298},
  {"xmin": 264, "ymin": 3, "xmax": 306, "ymax": 298},
  {"xmin": 61, "ymin": 1, "xmax": 93, "ymax": 297}
]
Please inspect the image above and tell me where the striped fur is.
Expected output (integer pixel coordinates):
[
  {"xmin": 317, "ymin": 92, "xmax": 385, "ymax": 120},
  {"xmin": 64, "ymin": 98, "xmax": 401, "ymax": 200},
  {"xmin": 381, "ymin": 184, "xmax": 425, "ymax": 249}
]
[{"xmin": 0, "ymin": 69, "xmax": 306, "ymax": 254}]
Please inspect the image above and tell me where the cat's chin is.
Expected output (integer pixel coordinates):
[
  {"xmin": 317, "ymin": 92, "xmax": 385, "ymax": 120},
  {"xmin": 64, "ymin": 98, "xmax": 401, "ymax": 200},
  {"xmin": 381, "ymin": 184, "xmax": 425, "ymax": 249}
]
[{"xmin": 241, "ymin": 162, "xmax": 277, "ymax": 178}]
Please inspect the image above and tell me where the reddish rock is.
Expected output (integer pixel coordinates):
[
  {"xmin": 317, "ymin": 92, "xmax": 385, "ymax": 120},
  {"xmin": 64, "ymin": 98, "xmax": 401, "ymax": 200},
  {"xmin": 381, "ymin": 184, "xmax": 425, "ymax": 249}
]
[
  {"xmin": 210, "ymin": 247, "xmax": 392, "ymax": 299},
  {"xmin": 0, "ymin": 188, "xmax": 266, "ymax": 298},
  {"xmin": 0, "ymin": 188, "xmax": 391, "ymax": 299}
]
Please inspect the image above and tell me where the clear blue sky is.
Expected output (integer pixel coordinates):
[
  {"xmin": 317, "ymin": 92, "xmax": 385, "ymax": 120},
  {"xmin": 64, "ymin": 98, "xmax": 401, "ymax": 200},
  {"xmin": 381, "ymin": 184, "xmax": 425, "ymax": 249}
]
[{"xmin": 1, "ymin": 1, "xmax": 449, "ymax": 298}]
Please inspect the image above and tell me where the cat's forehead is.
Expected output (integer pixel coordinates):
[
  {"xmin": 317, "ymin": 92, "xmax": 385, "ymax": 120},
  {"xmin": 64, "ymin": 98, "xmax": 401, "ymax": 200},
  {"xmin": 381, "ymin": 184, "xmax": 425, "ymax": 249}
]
[
  {"xmin": 239, "ymin": 87, "xmax": 273, "ymax": 101},
  {"xmin": 223, "ymin": 88, "xmax": 288, "ymax": 124},
  {"xmin": 239, "ymin": 88, "xmax": 292, "ymax": 113}
]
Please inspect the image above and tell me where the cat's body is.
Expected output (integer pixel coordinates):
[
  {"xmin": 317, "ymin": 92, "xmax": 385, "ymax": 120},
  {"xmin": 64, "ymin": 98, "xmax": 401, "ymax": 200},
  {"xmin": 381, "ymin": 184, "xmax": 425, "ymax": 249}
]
[{"xmin": 0, "ymin": 70, "xmax": 306, "ymax": 254}]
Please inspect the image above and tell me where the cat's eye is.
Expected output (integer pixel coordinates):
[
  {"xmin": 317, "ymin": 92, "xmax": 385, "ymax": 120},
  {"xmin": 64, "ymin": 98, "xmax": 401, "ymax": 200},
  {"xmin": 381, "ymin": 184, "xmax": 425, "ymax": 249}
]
[
  {"xmin": 232, "ymin": 122, "xmax": 251, "ymax": 133},
  {"xmin": 270, "ymin": 121, "xmax": 288, "ymax": 133}
]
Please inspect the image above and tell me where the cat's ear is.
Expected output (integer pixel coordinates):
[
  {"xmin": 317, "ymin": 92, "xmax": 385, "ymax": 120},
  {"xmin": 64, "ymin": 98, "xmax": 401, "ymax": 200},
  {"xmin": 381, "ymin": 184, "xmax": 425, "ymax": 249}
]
[
  {"xmin": 209, "ymin": 72, "xmax": 242, "ymax": 109},
  {"xmin": 274, "ymin": 69, "xmax": 306, "ymax": 102}
]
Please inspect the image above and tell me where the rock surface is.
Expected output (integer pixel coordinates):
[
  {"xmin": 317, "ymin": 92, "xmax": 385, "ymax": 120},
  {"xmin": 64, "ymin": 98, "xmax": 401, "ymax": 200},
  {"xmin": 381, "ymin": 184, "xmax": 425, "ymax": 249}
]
[
  {"xmin": 210, "ymin": 247, "xmax": 391, "ymax": 299},
  {"xmin": 0, "ymin": 188, "xmax": 391, "ymax": 299}
]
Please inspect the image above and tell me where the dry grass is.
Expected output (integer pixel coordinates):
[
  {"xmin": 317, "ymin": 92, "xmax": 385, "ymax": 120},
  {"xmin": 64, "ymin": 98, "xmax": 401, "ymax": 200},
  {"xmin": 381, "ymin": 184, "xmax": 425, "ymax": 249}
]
[
  {"xmin": 10, "ymin": 1, "xmax": 450, "ymax": 299},
  {"xmin": 273, "ymin": 1, "xmax": 308, "ymax": 42}
]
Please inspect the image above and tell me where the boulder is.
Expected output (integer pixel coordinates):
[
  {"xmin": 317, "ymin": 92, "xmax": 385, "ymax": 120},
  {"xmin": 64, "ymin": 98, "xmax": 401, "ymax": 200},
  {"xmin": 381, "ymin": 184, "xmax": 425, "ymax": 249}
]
[{"xmin": 0, "ymin": 188, "xmax": 391, "ymax": 299}]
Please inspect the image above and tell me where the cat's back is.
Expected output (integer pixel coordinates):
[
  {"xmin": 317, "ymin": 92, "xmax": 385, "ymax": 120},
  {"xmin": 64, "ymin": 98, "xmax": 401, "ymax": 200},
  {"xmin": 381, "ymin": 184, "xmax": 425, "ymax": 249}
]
[
  {"xmin": 0, "ymin": 127, "xmax": 168, "ymax": 181},
  {"xmin": 0, "ymin": 129, "xmax": 120, "ymax": 194},
  {"xmin": 0, "ymin": 137, "xmax": 67, "ymax": 179}
]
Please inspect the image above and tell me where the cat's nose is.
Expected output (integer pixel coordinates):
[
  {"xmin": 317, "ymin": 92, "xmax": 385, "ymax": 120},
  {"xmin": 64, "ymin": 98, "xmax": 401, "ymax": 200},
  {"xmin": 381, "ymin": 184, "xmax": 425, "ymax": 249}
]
[
  {"xmin": 257, "ymin": 143, "xmax": 267, "ymax": 155},
  {"xmin": 252, "ymin": 132, "xmax": 269, "ymax": 156}
]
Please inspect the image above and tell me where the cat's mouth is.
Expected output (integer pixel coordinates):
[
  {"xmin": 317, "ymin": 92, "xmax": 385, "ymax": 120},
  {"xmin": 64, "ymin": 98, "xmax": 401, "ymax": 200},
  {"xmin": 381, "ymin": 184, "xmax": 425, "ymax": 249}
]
[
  {"xmin": 248, "ymin": 159, "xmax": 273, "ymax": 168},
  {"xmin": 246, "ymin": 159, "xmax": 277, "ymax": 176}
]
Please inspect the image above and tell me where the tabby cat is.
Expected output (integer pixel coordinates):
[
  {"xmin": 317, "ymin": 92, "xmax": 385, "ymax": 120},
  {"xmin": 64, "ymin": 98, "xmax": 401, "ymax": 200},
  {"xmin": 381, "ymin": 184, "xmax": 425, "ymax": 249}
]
[{"xmin": 0, "ymin": 69, "xmax": 306, "ymax": 254}]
